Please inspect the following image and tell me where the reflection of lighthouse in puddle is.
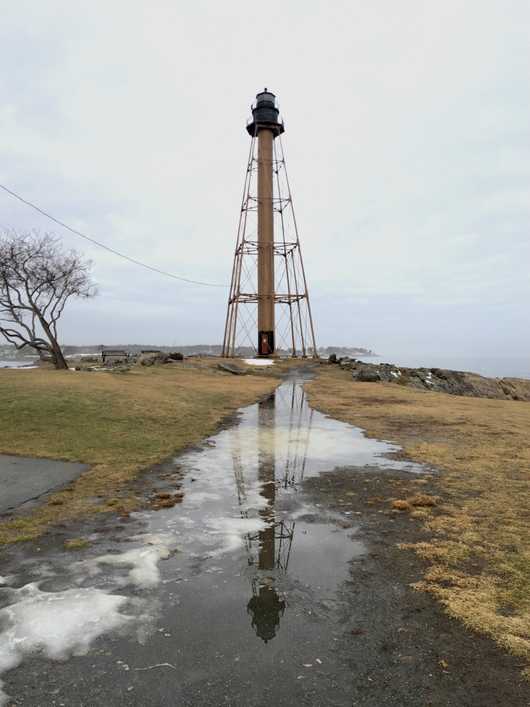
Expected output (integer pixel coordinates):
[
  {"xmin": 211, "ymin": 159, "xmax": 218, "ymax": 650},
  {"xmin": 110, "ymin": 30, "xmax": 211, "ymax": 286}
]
[
  {"xmin": 247, "ymin": 393, "xmax": 287, "ymax": 643},
  {"xmin": 233, "ymin": 384, "xmax": 313, "ymax": 642}
]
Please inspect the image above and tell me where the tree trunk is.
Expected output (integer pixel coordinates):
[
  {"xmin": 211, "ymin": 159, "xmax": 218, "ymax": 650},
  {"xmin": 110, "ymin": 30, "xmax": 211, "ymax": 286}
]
[
  {"xmin": 50, "ymin": 342, "xmax": 68, "ymax": 370},
  {"xmin": 39, "ymin": 318, "xmax": 68, "ymax": 370}
]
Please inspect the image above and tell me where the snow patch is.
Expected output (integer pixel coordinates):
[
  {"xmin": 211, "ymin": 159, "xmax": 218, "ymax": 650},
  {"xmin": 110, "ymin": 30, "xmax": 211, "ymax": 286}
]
[
  {"xmin": 83, "ymin": 545, "xmax": 171, "ymax": 589},
  {"xmin": 0, "ymin": 584, "xmax": 130, "ymax": 706},
  {"xmin": 183, "ymin": 491, "xmax": 222, "ymax": 506},
  {"xmin": 243, "ymin": 358, "xmax": 274, "ymax": 367}
]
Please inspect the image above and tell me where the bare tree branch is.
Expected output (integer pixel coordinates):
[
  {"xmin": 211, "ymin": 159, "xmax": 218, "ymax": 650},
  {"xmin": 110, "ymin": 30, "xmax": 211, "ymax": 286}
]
[{"xmin": 0, "ymin": 230, "xmax": 97, "ymax": 369}]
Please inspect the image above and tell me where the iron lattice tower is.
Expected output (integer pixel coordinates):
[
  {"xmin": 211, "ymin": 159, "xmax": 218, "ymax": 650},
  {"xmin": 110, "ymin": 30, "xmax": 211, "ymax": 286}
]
[{"xmin": 222, "ymin": 89, "xmax": 317, "ymax": 358}]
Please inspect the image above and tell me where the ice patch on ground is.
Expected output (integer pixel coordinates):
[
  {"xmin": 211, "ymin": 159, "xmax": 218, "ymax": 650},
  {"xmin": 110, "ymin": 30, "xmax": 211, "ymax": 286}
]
[
  {"xmin": 243, "ymin": 358, "xmax": 274, "ymax": 366},
  {"xmin": 130, "ymin": 532, "xmax": 177, "ymax": 547},
  {"xmin": 183, "ymin": 491, "xmax": 222, "ymax": 506},
  {"xmin": 168, "ymin": 515, "xmax": 195, "ymax": 529},
  {"xmin": 0, "ymin": 583, "xmax": 130, "ymax": 706},
  {"xmin": 83, "ymin": 546, "xmax": 171, "ymax": 589},
  {"xmin": 77, "ymin": 532, "xmax": 176, "ymax": 589}
]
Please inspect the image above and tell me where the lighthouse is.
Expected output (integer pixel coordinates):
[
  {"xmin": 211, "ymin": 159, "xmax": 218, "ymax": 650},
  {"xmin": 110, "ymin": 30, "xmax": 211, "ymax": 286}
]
[{"xmin": 222, "ymin": 90, "xmax": 316, "ymax": 358}]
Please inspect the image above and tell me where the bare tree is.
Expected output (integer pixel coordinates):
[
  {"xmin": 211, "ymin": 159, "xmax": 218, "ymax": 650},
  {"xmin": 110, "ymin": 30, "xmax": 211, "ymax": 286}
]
[{"xmin": 0, "ymin": 231, "xmax": 96, "ymax": 370}]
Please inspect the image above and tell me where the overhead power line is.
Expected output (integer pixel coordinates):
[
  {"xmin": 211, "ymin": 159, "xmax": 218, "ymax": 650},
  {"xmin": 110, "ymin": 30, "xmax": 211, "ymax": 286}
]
[{"xmin": 0, "ymin": 182, "xmax": 227, "ymax": 288}]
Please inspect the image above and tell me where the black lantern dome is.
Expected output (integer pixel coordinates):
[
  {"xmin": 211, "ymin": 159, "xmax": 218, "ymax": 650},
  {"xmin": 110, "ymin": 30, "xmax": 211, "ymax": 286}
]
[{"xmin": 246, "ymin": 88, "xmax": 285, "ymax": 137}]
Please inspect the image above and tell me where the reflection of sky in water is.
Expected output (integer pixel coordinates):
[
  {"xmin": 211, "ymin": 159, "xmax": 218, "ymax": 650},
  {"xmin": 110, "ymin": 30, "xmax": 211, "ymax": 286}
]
[
  {"xmin": 162, "ymin": 380, "xmax": 424, "ymax": 642},
  {"xmin": 179, "ymin": 380, "xmax": 423, "ymax": 488}
]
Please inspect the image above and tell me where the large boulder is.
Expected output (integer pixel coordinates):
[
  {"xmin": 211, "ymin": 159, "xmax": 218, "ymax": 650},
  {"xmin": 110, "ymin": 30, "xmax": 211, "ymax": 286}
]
[
  {"xmin": 138, "ymin": 352, "xmax": 167, "ymax": 366},
  {"xmin": 339, "ymin": 357, "xmax": 355, "ymax": 368},
  {"xmin": 356, "ymin": 367, "xmax": 381, "ymax": 382},
  {"xmin": 500, "ymin": 378, "xmax": 530, "ymax": 401}
]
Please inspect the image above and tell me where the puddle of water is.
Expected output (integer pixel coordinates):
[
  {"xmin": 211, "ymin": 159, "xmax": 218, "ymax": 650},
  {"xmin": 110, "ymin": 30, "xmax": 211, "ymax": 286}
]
[{"xmin": 0, "ymin": 377, "xmax": 425, "ymax": 705}]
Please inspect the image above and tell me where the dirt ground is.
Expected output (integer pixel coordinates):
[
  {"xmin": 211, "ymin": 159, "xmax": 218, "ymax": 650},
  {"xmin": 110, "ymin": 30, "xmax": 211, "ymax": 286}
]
[
  {"xmin": 306, "ymin": 365, "xmax": 530, "ymax": 679},
  {"xmin": 301, "ymin": 467, "xmax": 530, "ymax": 706}
]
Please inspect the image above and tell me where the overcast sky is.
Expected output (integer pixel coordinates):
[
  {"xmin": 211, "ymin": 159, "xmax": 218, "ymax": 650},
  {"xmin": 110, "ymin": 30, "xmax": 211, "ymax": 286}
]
[{"xmin": 1, "ymin": 1, "xmax": 528, "ymax": 356}]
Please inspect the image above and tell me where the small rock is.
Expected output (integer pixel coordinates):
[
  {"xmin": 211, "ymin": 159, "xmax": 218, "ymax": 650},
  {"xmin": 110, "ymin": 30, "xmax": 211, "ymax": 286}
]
[
  {"xmin": 217, "ymin": 362, "xmax": 246, "ymax": 375},
  {"xmin": 408, "ymin": 493, "xmax": 437, "ymax": 507},
  {"xmin": 391, "ymin": 499, "xmax": 411, "ymax": 511}
]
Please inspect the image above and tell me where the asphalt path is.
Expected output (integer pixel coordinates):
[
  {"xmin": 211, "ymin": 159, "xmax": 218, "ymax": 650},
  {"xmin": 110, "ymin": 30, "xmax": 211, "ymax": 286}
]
[{"xmin": 0, "ymin": 454, "xmax": 87, "ymax": 514}]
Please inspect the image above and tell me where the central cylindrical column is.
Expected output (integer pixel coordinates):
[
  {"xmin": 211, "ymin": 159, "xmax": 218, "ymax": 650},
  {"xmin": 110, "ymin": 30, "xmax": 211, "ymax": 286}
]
[{"xmin": 257, "ymin": 128, "xmax": 275, "ymax": 356}]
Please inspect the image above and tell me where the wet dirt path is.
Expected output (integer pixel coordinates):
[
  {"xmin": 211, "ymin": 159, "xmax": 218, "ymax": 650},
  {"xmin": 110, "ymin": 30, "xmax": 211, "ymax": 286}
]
[{"xmin": 0, "ymin": 374, "xmax": 528, "ymax": 706}]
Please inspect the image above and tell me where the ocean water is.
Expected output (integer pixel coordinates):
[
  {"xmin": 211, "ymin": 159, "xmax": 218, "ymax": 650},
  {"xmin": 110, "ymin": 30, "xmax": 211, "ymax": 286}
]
[
  {"xmin": 0, "ymin": 359, "xmax": 38, "ymax": 369},
  {"xmin": 357, "ymin": 354, "xmax": 530, "ymax": 380}
]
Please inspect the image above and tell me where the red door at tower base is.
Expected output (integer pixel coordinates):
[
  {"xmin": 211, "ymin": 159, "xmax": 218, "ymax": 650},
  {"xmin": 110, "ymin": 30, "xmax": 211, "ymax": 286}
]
[{"xmin": 258, "ymin": 331, "xmax": 274, "ymax": 356}]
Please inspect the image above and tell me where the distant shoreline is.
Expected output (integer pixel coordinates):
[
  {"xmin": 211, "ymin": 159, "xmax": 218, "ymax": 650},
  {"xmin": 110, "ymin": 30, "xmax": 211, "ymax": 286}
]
[{"xmin": 1, "ymin": 346, "xmax": 528, "ymax": 379}]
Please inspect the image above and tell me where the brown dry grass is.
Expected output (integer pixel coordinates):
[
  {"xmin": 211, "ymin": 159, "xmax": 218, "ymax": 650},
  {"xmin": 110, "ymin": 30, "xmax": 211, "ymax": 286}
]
[
  {"xmin": 0, "ymin": 360, "xmax": 277, "ymax": 544},
  {"xmin": 307, "ymin": 366, "xmax": 530, "ymax": 674}
]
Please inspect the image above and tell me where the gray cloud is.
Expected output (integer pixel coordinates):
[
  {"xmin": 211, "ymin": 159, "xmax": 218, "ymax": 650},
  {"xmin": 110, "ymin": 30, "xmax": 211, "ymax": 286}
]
[{"xmin": 1, "ymin": 0, "xmax": 528, "ymax": 356}]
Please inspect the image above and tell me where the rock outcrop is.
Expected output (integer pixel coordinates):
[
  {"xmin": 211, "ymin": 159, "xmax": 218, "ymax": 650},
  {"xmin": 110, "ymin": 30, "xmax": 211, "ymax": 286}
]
[
  {"xmin": 329, "ymin": 358, "xmax": 530, "ymax": 401},
  {"xmin": 138, "ymin": 351, "xmax": 184, "ymax": 366}
]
